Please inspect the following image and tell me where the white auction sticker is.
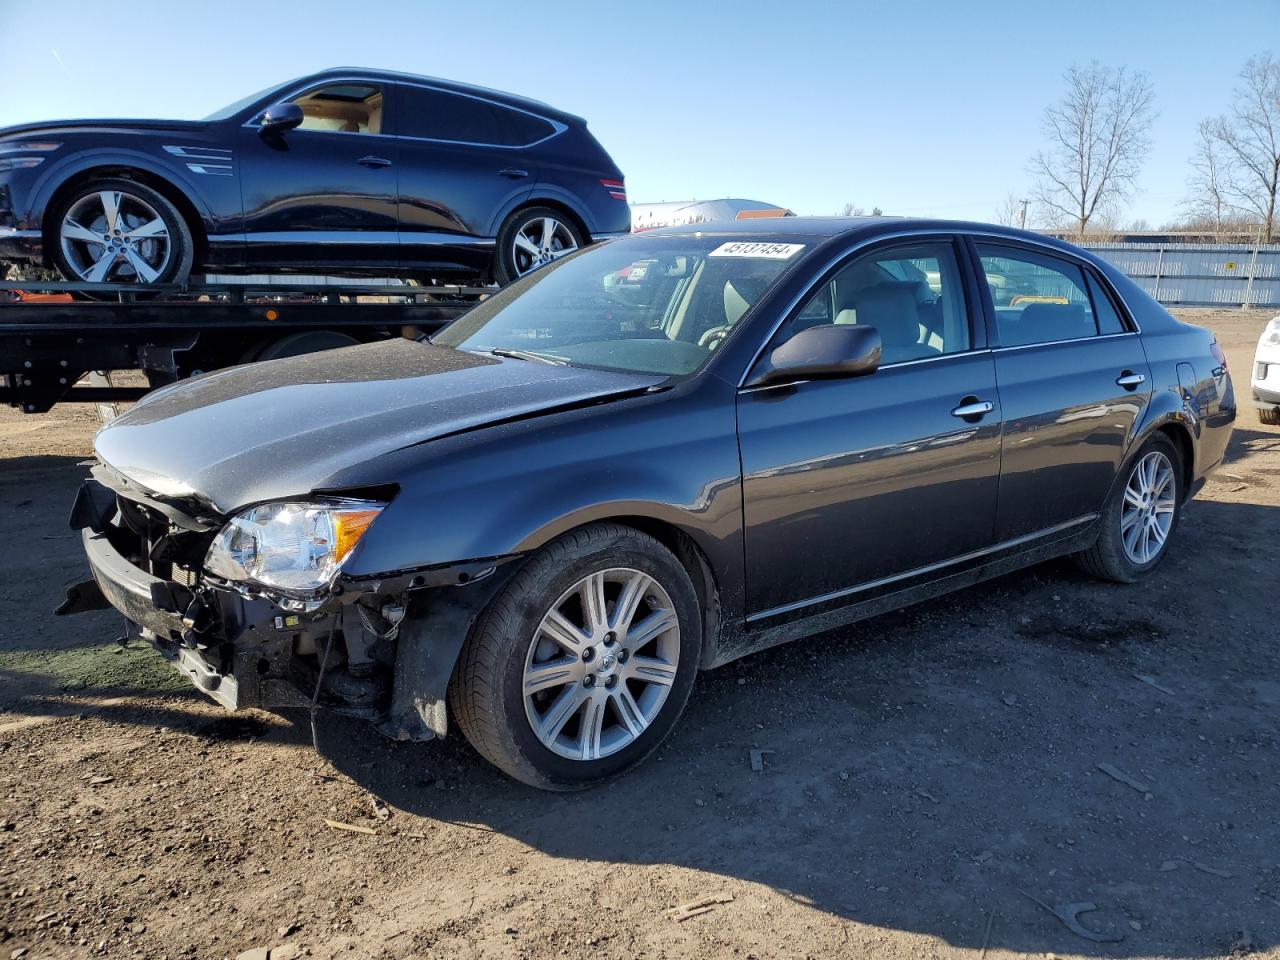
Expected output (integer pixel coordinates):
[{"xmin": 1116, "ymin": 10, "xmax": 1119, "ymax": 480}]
[{"xmin": 708, "ymin": 241, "xmax": 805, "ymax": 259}]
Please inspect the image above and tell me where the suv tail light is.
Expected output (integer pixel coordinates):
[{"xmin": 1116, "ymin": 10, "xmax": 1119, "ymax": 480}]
[{"xmin": 600, "ymin": 179, "xmax": 626, "ymax": 201}]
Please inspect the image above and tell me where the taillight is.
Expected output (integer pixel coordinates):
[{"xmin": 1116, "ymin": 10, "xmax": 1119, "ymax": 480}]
[
  {"xmin": 1210, "ymin": 340, "xmax": 1228, "ymax": 373},
  {"xmin": 600, "ymin": 179, "xmax": 626, "ymax": 201}
]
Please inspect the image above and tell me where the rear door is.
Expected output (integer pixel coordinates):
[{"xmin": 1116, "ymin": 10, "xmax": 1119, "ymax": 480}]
[
  {"xmin": 971, "ymin": 239, "xmax": 1153, "ymax": 541},
  {"xmin": 737, "ymin": 237, "xmax": 1001, "ymax": 618},
  {"xmin": 394, "ymin": 83, "xmax": 543, "ymax": 254}
]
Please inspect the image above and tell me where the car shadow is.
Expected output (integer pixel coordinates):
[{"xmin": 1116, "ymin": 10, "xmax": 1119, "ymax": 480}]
[
  {"xmin": 6, "ymin": 450, "xmax": 1277, "ymax": 957},
  {"xmin": 299, "ymin": 496, "xmax": 1280, "ymax": 958}
]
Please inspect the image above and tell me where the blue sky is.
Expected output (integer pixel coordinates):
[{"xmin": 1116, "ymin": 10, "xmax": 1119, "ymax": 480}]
[{"xmin": 0, "ymin": 0, "xmax": 1273, "ymax": 227}]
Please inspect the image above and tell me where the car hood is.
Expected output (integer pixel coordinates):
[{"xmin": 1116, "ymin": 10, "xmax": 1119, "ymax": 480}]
[
  {"xmin": 0, "ymin": 118, "xmax": 211, "ymax": 139},
  {"xmin": 94, "ymin": 339, "xmax": 663, "ymax": 514}
]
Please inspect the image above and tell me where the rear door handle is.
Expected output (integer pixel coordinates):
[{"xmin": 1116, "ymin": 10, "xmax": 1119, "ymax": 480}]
[
  {"xmin": 499, "ymin": 168, "xmax": 530, "ymax": 179},
  {"xmin": 357, "ymin": 155, "xmax": 393, "ymax": 168},
  {"xmin": 1116, "ymin": 371, "xmax": 1147, "ymax": 389},
  {"xmin": 951, "ymin": 399, "xmax": 994, "ymax": 419}
]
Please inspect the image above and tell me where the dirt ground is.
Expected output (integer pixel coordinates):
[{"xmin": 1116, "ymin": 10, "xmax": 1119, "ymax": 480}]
[{"xmin": 2, "ymin": 309, "xmax": 1278, "ymax": 960}]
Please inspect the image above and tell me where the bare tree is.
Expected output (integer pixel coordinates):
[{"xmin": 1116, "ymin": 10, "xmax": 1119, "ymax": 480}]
[
  {"xmin": 994, "ymin": 193, "xmax": 1029, "ymax": 227},
  {"xmin": 1030, "ymin": 63, "xmax": 1156, "ymax": 241},
  {"xmin": 1183, "ymin": 120, "xmax": 1232, "ymax": 237},
  {"xmin": 1199, "ymin": 53, "xmax": 1280, "ymax": 242},
  {"xmin": 839, "ymin": 201, "xmax": 866, "ymax": 217}
]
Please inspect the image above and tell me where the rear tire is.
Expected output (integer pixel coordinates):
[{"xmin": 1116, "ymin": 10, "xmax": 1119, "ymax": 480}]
[
  {"xmin": 450, "ymin": 523, "xmax": 701, "ymax": 790},
  {"xmin": 493, "ymin": 206, "xmax": 584, "ymax": 286},
  {"xmin": 1075, "ymin": 433, "xmax": 1183, "ymax": 583},
  {"xmin": 1259, "ymin": 406, "xmax": 1280, "ymax": 426}
]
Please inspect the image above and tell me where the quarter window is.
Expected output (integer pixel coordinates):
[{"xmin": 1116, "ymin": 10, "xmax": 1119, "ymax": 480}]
[
  {"xmin": 791, "ymin": 241, "xmax": 971, "ymax": 364},
  {"xmin": 290, "ymin": 83, "xmax": 383, "ymax": 135},
  {"xmin": 976, "ymin": 245, "xmax": 1104, "ymax": 346},
  {"xmin": 1087, "ymin": 272, "xmax": 1128, "ymax": 335},
  {"xmin": 399, "ymin": 87, "xmax": 555, "ymax": 146}
]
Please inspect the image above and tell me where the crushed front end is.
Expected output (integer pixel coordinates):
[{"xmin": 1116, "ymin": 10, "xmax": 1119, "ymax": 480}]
[{"xmin": 58, "ymin": 461, "xmax": 511, "ymax": 741}]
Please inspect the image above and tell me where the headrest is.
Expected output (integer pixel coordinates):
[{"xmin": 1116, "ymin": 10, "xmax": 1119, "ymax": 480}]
[{"xmin": 852, "ymin": 284, "xmax": 920, "ymax": 345}]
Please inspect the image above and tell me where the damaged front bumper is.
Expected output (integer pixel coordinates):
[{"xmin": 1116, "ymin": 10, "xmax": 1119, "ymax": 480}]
[{"xmin": 59, "ymin": 471, "xmax": 515, "ymax": 742}]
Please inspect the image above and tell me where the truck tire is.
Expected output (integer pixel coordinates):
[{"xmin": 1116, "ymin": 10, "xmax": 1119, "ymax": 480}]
[{"xmin": 253, "ymin": 331, "xmax": 360, "ymax": 362}]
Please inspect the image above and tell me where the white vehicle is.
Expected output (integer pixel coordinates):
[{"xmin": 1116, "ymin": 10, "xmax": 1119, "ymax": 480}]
[
  {"xmin": 629, "ymin": 198, "xmax": 791, "ymax": 232},
  {"xmin": 1254, "ymin": 315, "xmax": 1280, "ymax": 426}
]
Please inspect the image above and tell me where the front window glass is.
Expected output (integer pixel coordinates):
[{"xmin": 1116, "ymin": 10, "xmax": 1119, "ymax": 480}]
[
  {"xmin": 400, "ymin": 87, "xmax": 554, "ymax": 145},
  {"xmin": 290, "ymin": 84, "xmax": 383, "ymax": 135},
  {"xmin": 789, "ymin": 241, "xmax": 970, "ymax": 364},
  {"xmin": 203, "ymin": 80, "xmax": 293, "ymax": 121},
  {"xmin": 434, "ymin": 237, "xmax": 805, "ymax": 376}
]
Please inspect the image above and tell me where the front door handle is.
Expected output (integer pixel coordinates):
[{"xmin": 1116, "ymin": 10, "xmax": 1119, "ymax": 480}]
[
  {"xmin": 1115, "ymin": 371, "xmax": 1147, "ymax": 389},
  {"xmin": 951, "ymin": 398, "xmax": 995, "ymax": 419},
  {"xmin": 499, "ymin": 168, "xmax": 530, "ymax": 179},
  {"xmin": 357, "ymin": 155, "xmax": 393, "ymax": 168}
]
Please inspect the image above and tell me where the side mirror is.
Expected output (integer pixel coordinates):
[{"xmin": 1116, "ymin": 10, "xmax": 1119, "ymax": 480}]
[
  {"xmin": 259, "ymin": 102, "xmax": 304, "ymax": 133},
  {"xmin": 746, "ymin": 324, "xmax": 881, "ymax": 388}
]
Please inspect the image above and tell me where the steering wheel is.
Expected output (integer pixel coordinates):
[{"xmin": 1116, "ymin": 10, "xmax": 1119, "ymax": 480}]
[{"xmin": 697, "ymin": 324, "xmax": 733, "ymax": 351}]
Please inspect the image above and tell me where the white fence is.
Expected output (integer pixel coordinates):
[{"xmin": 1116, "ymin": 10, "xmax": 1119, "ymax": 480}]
[{"xmin": 1080, "ymin": 243, "xmax": 1280, "ymax": 308}]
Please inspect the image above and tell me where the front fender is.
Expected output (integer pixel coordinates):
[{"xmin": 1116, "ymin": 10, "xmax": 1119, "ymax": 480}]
[
  {"xmin": 335, "ymin": 382, "xmax": 748, "ymax": 621},
  {"xmin": 27, "ymin": 146, "xmax": 228, "ymax": 234}
]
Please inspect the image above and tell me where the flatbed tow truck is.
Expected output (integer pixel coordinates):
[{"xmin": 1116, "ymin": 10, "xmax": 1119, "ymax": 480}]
[{"xmin": 0, "ymin": 279, "xmax": 490, "ymax": 413}]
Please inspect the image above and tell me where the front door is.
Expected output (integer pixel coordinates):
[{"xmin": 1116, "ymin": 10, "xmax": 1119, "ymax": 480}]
[
  {"xmin": 238, "ymin": 80, "xmax": 399, "ymax": 271},
  {"xmin": 737, "ymin": 238, "xmax": 1001, "ymax": 618},
  {"xmin": 972, "ymin": 241, "xmax": 1153, "ymax": 541}
]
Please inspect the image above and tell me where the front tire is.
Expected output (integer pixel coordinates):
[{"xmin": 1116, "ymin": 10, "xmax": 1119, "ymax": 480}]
[
  {"xmin": 493, "ymin": 206, "xmax": 583, "ymax": 285},
  {"xmin": 1075, "ymin": 433, "xmax": 1183, "ymax": 583},
  {"xmin": 51, "ymin": 178, "xmax": 193, "ymax": 287},
  {"xmin": 450, "ymin": 523, "xmax": 701, "ymax": 790},
  {"xmin": 1259, "ymin": 405, "xmax": 1280, "ymax": 426}
]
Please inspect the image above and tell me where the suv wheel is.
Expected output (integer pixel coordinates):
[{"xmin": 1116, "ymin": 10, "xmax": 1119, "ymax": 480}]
[
  {"xmin": 450, "ymin": 523, "xmax": 701, "ymax": 789},
  {"xmin": 1075, "ymin": 433, "xmax": 1183, "ymax": 583},
  {"xmin": 493, "ymin": 206, "xmax": 583, "ymax": 285},
  {"xmin": 51, "ymin": 178, "xmax": 193, "ymax": 287}
]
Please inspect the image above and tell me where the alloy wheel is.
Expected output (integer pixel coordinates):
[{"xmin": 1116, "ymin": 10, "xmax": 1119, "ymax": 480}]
[
  {"xmin": 523, "ymin": 568, "xmax": 680, "ymax": 761},
  {"xmin": 60, "ymin": 190, "xmax": 171, "ymax": 283},
  {"xmin": 1120, "ymin": 450, "xmax": 1176, "ymax": 564},
  {"xmin": 511, "ymin": 216, "xmax": 577, "ymax": 277}
]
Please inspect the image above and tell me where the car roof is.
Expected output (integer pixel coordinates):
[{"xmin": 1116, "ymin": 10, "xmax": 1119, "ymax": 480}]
[
  {"xmin": 314, "ymin": 67, "xmax": 584, "ymax": 125},
  {"xmin": 641, "ymin": 216, "xmax": 1090, "ymax": 254}
]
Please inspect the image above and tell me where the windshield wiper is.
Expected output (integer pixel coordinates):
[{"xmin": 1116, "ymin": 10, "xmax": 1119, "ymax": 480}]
[{"xmin": 488, "ymin": 348, "xmax": 567, "ymax": 366}]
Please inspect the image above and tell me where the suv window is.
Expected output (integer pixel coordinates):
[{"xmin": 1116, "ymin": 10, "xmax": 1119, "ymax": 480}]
[
  {"xmin": 792, "ymin": 241, "xmax": 970, "ymax": 364},
  {"xmin": 399, "ymin": 86, "xmax": 555, "ymax": 146},
  {"xmin": 976, "ymin": 244, "xmax": 1107, "ymax": 346},
  {"xmin": 291, "ymin": 83, "xmax": 383, "ymax": 135}
]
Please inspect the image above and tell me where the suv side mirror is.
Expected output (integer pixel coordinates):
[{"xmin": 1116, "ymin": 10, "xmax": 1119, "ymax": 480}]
[
  {"xmin": 746, "ymin": 324, "xmax": 881, "ymax": 388},
  {"xmin": 259, "ymin": 102, "xmax": 304, "ymax": 133}
]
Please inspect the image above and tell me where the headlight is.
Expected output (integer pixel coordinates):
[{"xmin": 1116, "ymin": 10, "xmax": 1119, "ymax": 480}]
[
  {"xmin": 1265, "ymin": 317, "xmax": 1280, "ymax": 346},
  {"xmin": 204, "ymin": 500, "xmax": 385, "ymax": 596}
]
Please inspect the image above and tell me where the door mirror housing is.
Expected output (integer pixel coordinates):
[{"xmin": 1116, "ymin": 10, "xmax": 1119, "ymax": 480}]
[
  {"xmin": 259, "ymin": 102, "xmax": 304, "ymax": 133},
  {"xmin": 746, "ymin": 324, "xmax": 882, "ymax": 388}
]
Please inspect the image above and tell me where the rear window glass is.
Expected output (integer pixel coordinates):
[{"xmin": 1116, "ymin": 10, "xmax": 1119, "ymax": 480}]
[{"xmin": 399, "ymin": 87, "xmax": 554, "ymax": 146}]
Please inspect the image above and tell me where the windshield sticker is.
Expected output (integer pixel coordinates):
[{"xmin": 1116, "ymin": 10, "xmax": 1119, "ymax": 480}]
[{"xmin": 708, "ymin": 241, "xmax": 805, "ymax": 260}]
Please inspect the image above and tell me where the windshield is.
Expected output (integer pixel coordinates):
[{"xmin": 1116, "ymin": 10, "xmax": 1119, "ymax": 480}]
[
  {"xmin": 202, "ymin": 79, "xmax": 294, "ymax": 121},
  {"xmin": 434, "ymin": 236, "xmax": 806, "ymax": 376}
]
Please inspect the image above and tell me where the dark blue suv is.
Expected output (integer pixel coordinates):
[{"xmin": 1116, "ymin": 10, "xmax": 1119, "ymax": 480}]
[{"xmin": 0, "ymin": 67, "xmax": 629, "ymax": 285}]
